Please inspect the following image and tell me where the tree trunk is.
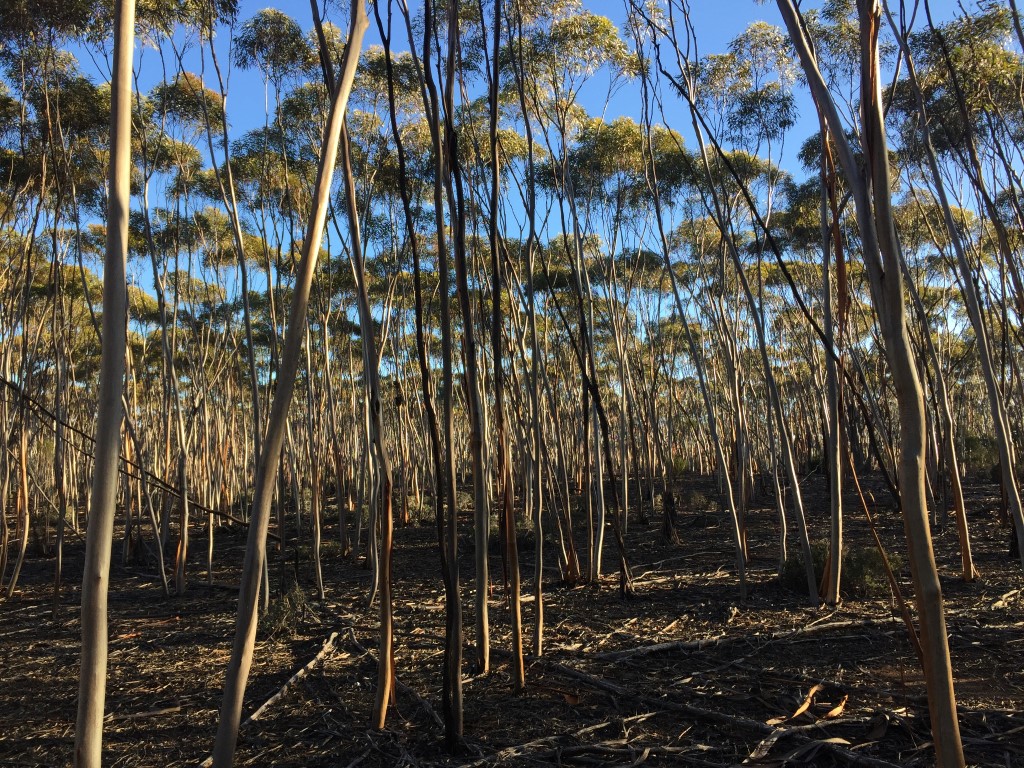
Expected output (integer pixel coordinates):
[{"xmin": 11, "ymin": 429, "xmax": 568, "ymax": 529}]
[
  {"xmin": 74, "ymin": 0, "xmax": 135, "ymax": 762},
  {"xmin": 777, "ymin": 2, "xmax": 964, "ymax": 764},
  {"xmin": 210, "ymin": 6, "xmax": 368, "ymax": 763}
]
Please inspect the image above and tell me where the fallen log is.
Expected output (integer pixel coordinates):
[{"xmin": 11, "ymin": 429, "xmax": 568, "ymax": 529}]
[{"xmin": 198, "ymin": 631, "xmax": 339, "ymax": 767}]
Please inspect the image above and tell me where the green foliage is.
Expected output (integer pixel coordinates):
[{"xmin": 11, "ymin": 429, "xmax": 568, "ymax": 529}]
[
  {"xmin": 502, "ymin": 4, "xmax": 633, "ymax": 131},
  {"xmin": 151, "ymin": 72, "xmax": 225, "ymax": 133},
  {"xmin": 260, "ymin": 580, "xmax": 311, "ymax": 639},
  {"xmin": 318, "ymin": 540, "xmax": 345, "ymax": 558},
  {"xmin": 704, "ymin": 21, "xmax": 799, "ymax": 148},
  {"xmin": 782, "ymin": 543, "xmax": 903, "ymax": 600},
  {"xmin": 888, "ymin": 4, "xmax": 1023, "ymax": 159},
  {"xmin": 127, "ymin": 284, "xmax": 160, "ymax": 324},
  {"xmin": 0, "ymin": 0, "xmax": 102, "ymax": 44},
  {"xmin": 672, "ymin": 455, "xmax": 691, "ymax": 476},
  {"xmin": 136, "ymin": 0, "xmax": 237, "ymax": 38},
  {"xmin": 781, "ymin": 541, "xmax": 827, "ymax": 592},
  {"xmin": 962, "ymin": 433, "xmax": 999, "ymax": 474},
  {"xmin": 357, "ymin": 46, "xmax": 421, "ymax": 112},
  {"xmin": 844, "ymin": 546, "xmax": 902, "ymax": 599},
  {"xmin": 684, "ymin": 489, "xmax": 716, "ymax": 513},
  {"xmin": 35, "ymin": 73, "xmax": 109, "ymax": 136},
  {"xmin": 233, "ymin": 8, "xmax": 314, "ymax": 83}
]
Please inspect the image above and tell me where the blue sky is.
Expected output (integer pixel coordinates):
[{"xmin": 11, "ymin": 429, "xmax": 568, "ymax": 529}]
[
  {"xmin": 57, "ymin": 0, "xmax": 970, "ymax": 240},
  {"xmin": 55, "ymin": 0, "xmax": 972, "ymax": 335},
  {"xmin": 63, "ymin": 0, "xmax": 968, "ymax": 185},
  {"xmin": 166, "ymin": 0, "xmax": 964, "ymax": 177}
]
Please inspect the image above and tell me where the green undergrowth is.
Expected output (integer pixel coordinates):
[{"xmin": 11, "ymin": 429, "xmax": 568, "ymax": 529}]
[
  {"xmin": 260, "ymin": 580, "xmax": 311, "ymax": 639},
  {"xmin": 781, "ymin": 541, "xmax": 903, "ymax": 599}
]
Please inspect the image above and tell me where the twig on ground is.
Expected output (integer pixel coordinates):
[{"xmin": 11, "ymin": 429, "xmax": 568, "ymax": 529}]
[
  {"xmin": 594, "ymin": 617, "xmax": 891, "ymax": 661},
  {"xmin": 197, "ymin": 631, "xmax": 339, "ymax": 767},
  {"xmin": 543, "ymin": 659, "xmax": 904, "ymax": 768}
]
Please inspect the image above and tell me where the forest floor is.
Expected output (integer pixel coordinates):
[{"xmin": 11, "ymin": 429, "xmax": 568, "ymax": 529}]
[{"xmin": 1, "ymin": 473, "xmax": 1023, "ymax": 767}]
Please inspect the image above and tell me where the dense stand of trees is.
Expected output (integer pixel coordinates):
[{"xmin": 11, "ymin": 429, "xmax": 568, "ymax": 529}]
[{"xmin": 1, "ymin": 0, "xmax": 1023, "ymax": 765}]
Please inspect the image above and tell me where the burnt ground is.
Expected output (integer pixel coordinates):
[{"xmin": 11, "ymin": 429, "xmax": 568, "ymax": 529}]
[{"xmin": 1, "ymin": 473, "xmax": 1022, "ymax": 767}]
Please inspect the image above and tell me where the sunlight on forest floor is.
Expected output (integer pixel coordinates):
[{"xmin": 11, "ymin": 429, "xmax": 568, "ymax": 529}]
[{"xmin": 1, "ymin": 474, "xmax": 1022, "ymax": 767}]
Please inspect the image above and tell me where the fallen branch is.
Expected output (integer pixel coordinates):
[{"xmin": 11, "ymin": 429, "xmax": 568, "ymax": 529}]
[
  {"xmin": 461, "ymin": 731, "xmax": 718, "ymax": 767},
  {"xmin": 747, "ymin": 716, "xmax": 866, "ymax": 762},
  {"xmin": 991, "ymin": 588, "xmax": 1022, "ymax": 610},
  {"xmin": 244, "ymin": 631, "xmax": 339, "ymax": 725},
  {"xmin": 197, "ymin": 631, "xmax": 338, "ymax": 768},
  {"xmin": 105, "ymin": 705, "xmax": 181, "ymax": 722},
  {"xmin": 543, "ymin": 659, "xmax": 902, "ymax": 768},
  {"xmin": 593, "ymin": 633, "xmax": 726, "ymax": 660},
  {"xmin": 593, "ymin": 617, "xmax": 891, "ymax": 661}
]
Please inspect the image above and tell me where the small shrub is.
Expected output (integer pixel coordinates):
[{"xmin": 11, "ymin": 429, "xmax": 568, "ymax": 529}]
[
  {"xmin": 963, "ymin": 434, "xmax": 998, "ymax": 475},
  {"xmin": 781, "ymin": 542, "xmax": 902, "ymax": 599},
  {"xmin": 683, "ymin": 489, "xmax": 720, "ymax": 528},
  {"xmin": 802, "ymin": 453, "xmax": 825, "ymax": 474},
  {"xmin": 781, "ymin": 541, "xmax": 827, "ymax": 593},
  {"xmin": 318, "ymin": 539, "xmax": 344, "ymax": 558},
  {"xmin": 685, "ymin": 490, "xmax": 713, "ymax": 512},
  {"xmin": 297, "ymin": 540, "xmax": 344, "ymax": 560},
  {"xmin": 672, "ymin": 455, "xmax": 690, "ymax": 476},
  {"xmin": 260, "ymin": 581, "xmax": 310, "ymax": 639},
  {"xmin": 844, "ymin": 545, "xmax": 902, "ymax": 599}
]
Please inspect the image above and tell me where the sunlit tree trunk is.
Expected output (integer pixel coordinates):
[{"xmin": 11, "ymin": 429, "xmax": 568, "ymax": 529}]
[
  {"xmin": 820, "ymin": 126, "xmax": 844, "ymax": 606},
  {"xmin": 210, "ymin": 5, "xmax": 368, "ymax": 763},
  {"xmin": 337, "ymin": 109, "xmax": 396, "ymax": 728},
  {"xmin": 886, "ymin": 7, "xmax": 1010, "ymax": 572},
  {"xmin": 778, "ymin": 2, "xmax": 964, "ymax": 764},
  {"xmin": 74, "ymin": 0, "xmax": 135, "ymax": 762}
]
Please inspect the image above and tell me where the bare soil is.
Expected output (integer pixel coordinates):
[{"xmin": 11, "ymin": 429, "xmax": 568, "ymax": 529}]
[{"xmin": 1, "ymin": 474, "xmax": 1022, "ymax": 767}]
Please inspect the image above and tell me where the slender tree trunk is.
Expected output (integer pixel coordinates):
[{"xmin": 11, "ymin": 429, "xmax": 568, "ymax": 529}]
[
  {"xmin": 900, "ymin": 231, "xmax": 976, "ymax": 581},
  {"xmin": 820, "ymin": 128, "xmax": 844, "ymax": 606},
  {"xmin": 74, "ymin": 0, "xmax": 135, "ymax": 762},
  {"xmin": 338, "ymin": 108, "xmax": 396, "ymax": 729},
  {"xmin": 885, "ymin": 7, "xmax": 1011, "ymax": 571},
  {"xmin": 777, "ymin": 3, "xmax": 964, "ymax": 764},
  {"xmin": 210, "ymin": 6, "xmax": 368, "ymax": 763},
  {"xmin": 396, "ymin": 0, "xmax": 464, "ymax": 744},
  {"xmin": 484, "ymin": 0, "xmax": 523, "ymax": 691},
  {"xmin": 443, "ymin": 0, "xmax": 490, "ymax": 674}
]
